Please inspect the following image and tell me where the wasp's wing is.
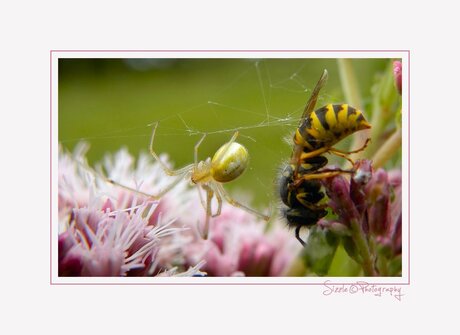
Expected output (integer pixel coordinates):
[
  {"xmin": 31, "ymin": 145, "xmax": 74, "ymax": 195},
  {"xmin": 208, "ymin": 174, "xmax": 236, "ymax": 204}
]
[{"xmin": 298, "ymin": 69, "xmax": 328, "ymax": 127}]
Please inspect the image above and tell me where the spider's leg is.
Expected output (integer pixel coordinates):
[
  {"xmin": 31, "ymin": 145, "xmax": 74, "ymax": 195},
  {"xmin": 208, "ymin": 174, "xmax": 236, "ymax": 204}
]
[
  {"xmin": 215, "ymin": 183, "xmax": 270, "ymax": 221},
  {"xmin": 196, "ymin": 183, "xmax": 207, "ymax": 212},
  {"xmin": 149, "ymin": 122, "xmax": 194, "ymax": 176},
  {"xmin": 212, "ymin": 185, "xmax": 222, "ymax": 218},
  {"xmin": 107, "ymin": 171, "xmax": 189, "ymax": 200},
  {"xmin": 201, "ymin": 184, "xmax": 214, "ymax": 239},
  {"xmin": 194, "ymin": 133, "xmax": 207, "ymax": 168},
  {"xmin": 76, "ymin": 157, "xmax": 190, "ymax": 200}
]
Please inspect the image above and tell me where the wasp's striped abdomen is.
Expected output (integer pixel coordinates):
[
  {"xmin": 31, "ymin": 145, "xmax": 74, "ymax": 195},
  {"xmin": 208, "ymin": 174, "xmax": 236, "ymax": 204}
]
[
  {"xmin": 281, "ymin": 70, "xmax": 372, "ymax": 247},
  {"xmin": 295, "ymin": 104, "xmax": 371, "ymax": 151}
]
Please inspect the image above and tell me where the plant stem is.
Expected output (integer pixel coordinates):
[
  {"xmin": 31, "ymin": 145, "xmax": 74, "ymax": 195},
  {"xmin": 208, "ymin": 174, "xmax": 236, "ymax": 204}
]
[
  {"xmin": 366, "ymin": 60, "xmax": 399, "ymax": 158},
  {"xmin": 366, "ymin": 99, "xmax": 388, "ymax": 158},
  {"xmin": 337, "ymin": 59, "xmax": 370, "ymax": 162},
  {"xmin": 337, "ymin": 59, "xmax": 362, "ymax": 109},
  {"xmin": 349, "ymin": 219, "xmax": 377, "ymax": 276},
  {"xmin": 371, "ymin": 127, "xmax": 402, "ymax": 169}
]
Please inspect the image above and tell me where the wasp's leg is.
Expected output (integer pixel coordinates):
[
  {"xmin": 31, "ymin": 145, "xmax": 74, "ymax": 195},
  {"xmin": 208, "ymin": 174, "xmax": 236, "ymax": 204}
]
[
  {"xmin": 298, "ymin": 170, "xmax": 348, "ymax": 181},
  {"xmin": 328, "ymin": 138, "xmax": 371, "ymax": 164},
  {"xmin": 295, "ymin": 226, "xmax": 306, "ymax": 247},
  {"xmin": 329, "ymin": 150, "xmax": 355, "ymax": 166},
  {"xmin": 295, "ymin": 196, "xmax": 328, "ymax": 210},
  {"xmin": 298, "ymin": 146, "xmax": 331, "ymax": 162},
  {"xmin": 317, "ymin": 167, "xmax": 354, "ymax": 174}
]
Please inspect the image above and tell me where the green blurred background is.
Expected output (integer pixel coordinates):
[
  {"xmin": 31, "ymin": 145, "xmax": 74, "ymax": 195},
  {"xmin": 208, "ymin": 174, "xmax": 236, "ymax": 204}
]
[{"xmin": 59, "ymin": 58, "xmax": 388, "ymax": 208}]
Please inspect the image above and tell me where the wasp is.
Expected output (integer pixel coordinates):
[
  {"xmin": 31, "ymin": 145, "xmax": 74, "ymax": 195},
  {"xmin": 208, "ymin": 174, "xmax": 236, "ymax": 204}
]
[{"xmin": 280, "ymin": 70, "xmax": 371, "ymax": 246}]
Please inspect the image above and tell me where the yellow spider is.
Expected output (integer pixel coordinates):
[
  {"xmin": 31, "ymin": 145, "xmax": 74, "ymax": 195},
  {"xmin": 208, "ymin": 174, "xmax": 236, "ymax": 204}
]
[{"xmin": 105, "ymin": 122, "xmax": 270, "ymax": 238}]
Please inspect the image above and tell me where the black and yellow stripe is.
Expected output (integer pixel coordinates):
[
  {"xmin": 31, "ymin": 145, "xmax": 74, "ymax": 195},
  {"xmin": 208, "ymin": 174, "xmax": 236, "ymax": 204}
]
[
  {"xmin": 279, "ymin": 164, "xmax": 326, "ymax": 212},
  {"xmin": 297, "ymin": 103, "xmax": 371, "ymax": 150},
  {"xmin": 282, "ymin": 70, "xmax": 372, "ymax": 247}
]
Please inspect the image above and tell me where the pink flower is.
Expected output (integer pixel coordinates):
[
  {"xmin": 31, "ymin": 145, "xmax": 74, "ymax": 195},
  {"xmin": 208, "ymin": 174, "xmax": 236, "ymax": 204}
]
[
  {"xmin": 320, "ymin": 160, "xmax": 402, "ymax": 275},
  {"xmin": 58, "ymin": 143, "xmax": 301, "ymax": 277},
  {"xmin": 323, "ymin": 161, "xmax": 401, "ymax": 251},
  {"xmin": 393, "ymin": 60, "xmax": 402, "ymax": 95},
  {"xmin": 58, "ymin": 145, "xmax": 197, "ymax": 277},
  {"xmin": 58, "ymin": 200, "xmax": 183, "ymax": 276},
  {"xmin": 181, "ymin": 208, "xmax": 301, "ymax": 277}
]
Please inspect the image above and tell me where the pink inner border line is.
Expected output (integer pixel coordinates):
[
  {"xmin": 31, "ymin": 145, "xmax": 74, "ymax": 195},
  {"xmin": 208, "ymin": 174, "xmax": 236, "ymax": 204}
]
[
  {"xmin": 50, "ymin": 50, "xmax": 410, "ymax": 285},
  {"xmin": 50, "ymin": 50, "xmax": 53, "ymax": 284},
  {"xmin": 51, "ymin": 49, "xmax": 409, "ymax": 52},
  {"xmin": 407, "ymin": 51, "xmax": 410, "ymax": 285}
]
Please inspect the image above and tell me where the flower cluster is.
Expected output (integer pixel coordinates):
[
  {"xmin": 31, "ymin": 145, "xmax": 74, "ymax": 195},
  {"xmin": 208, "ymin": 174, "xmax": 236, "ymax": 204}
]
[
  {"xmin": 58, "ymin": 144, "xmax": 301, "ymax": 277},
  {"xmin": 58, "ymin": 201, "xmax": 177, "ymax": 276},
  {"xmin": 319, "ymin": 160, "xmax": 402, "ymax": 276},
  {"xmin": 182, "ymin": 208, "xmax": 300, "ymax": 276}
]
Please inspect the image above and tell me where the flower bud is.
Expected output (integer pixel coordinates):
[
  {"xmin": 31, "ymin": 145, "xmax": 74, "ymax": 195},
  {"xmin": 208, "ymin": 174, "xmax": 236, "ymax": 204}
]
[
  {"xmin": 323, "ymin": 175, "xmax": 360, "ymax": 226},
  {"xmin": 390, "ymin": 213, "xmax": 402, "ymax": 255},
  {"xmin": 393, "ymin": 60, "xmax": 402, "ymax": 95},
  {"xmin": 350, "ymin": 160, "xmax": 373, "ymax": 215},
  {"xmin": 365, "ymin": 169, "xmax": 391, "ymax": 236}
]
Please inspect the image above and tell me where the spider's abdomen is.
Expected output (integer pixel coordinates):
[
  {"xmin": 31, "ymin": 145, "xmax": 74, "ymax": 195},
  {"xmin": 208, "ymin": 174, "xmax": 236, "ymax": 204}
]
[{"xmin": 211, "ymin": 142, "xmax": 249, "ymax": 183}]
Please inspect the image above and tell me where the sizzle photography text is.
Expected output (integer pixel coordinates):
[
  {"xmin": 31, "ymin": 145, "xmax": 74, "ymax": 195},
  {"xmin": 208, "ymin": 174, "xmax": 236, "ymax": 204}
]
[{"xmin": 322, "ymin": 281, "xmax": 404, "ymax": 301}]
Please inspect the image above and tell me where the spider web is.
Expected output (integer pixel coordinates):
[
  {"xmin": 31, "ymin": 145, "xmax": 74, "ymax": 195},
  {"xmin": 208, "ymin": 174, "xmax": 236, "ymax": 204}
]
[{"xmin": 59, "ymin": 58, "xmax": 341, "ymax": 208}]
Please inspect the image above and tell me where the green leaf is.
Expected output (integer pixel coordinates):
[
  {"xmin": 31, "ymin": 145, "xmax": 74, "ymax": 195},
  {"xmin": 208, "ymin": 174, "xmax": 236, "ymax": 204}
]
[
  {"xmin": 395, "ymin": 107, "xmax": 402, "ymax": 129},
  {"xmin": 387, "ymin": 255, "xmax": 402, "ymax": 276},
  {"xmin": 301, "ymin": 226, "xmax": 339, "ymax": 276},
  {"xmin": 327, "ymin": 243, "xmax": 362, "ymax": 276},
  {"xmin": 342, "ymin": 235, "xmax": 362, "ymax": 264}
]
